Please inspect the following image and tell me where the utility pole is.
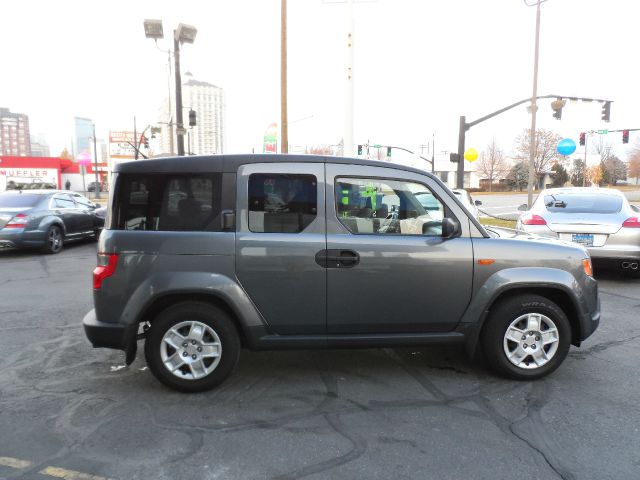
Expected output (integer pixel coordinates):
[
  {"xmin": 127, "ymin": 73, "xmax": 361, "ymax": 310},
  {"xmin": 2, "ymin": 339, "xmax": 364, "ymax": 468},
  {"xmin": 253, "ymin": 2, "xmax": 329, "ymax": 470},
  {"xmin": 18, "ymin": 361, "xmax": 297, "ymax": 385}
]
[
  {"xmin": 281, "ymin": 0, "xmax": 289, "ymax": 153},
  {"xmin": 343, "ymin": 0, "xmax": 354, "ymax": 156},
  {"xmin": 174, "ymin": 30, "xmax": 185, "ymax": 156},
  {"xmin": 133, "ymin": 116, "xmax": 138, "ymax": 160},
  {"xmin": 526, "ymin": 0, "xmax": 543, "ymax": 208}
]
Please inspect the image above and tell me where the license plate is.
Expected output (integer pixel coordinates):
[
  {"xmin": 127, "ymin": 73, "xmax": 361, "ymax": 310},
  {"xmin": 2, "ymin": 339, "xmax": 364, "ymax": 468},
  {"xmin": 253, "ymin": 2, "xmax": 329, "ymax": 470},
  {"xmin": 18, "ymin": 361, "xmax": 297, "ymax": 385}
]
[{"xmin": 572, "ymin": 233, "xmax": 594, "ymax": 246}]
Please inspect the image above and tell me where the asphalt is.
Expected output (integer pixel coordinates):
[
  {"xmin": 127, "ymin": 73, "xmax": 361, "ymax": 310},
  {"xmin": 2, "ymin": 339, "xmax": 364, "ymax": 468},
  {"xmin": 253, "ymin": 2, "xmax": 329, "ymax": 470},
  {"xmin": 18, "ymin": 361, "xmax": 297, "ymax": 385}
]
[{"xmin": 0, "ymin": 242, "xmax": 639, "ymax": 480}]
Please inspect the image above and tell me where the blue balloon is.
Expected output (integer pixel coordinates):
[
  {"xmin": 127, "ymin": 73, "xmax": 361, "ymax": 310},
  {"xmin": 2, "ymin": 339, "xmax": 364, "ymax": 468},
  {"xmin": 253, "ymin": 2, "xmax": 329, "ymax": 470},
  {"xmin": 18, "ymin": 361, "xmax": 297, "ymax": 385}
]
[{"xmin": 557, "ymin": 138, "xmax": 577, "ymax": 156}]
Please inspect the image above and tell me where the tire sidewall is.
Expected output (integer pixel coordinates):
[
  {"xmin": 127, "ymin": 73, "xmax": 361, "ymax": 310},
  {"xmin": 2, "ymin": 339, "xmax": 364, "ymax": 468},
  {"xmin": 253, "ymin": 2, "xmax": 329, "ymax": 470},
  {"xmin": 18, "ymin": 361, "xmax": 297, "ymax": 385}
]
[
  {"xmin": 144, "ymin": 302, "xmax": 240, "ymax": 393},
  {"xmin": 482, "ymin": 295, "xmax": 571, "ymax": 380}
]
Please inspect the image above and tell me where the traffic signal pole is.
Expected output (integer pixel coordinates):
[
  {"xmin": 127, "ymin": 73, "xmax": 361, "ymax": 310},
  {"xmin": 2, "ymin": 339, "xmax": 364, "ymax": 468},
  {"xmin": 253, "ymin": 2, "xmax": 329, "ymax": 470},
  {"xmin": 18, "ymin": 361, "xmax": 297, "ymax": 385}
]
[{"xmin": 455, "ymin": 94, "xmax": 612, "ymax": 189}]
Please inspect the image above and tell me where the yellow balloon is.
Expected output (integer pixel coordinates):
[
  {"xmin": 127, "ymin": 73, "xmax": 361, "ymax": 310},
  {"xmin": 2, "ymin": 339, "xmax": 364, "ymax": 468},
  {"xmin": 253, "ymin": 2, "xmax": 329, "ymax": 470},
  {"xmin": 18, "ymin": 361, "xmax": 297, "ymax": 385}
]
[{"xmin": 464, "ymin": 148, "xmax": 478, "ymax": 162}]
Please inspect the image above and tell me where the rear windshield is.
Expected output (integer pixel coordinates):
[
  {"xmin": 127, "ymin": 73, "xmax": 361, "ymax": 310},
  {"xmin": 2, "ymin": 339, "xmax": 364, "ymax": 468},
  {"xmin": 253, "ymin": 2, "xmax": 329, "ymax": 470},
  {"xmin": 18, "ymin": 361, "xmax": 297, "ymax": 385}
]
[
  {"xmin": 0, "ymin": 194, "xmax": 42, "ymax": 208},
  {"xmin": 542, "ymin": 193, "xmax": 622, "ymax": 214}
]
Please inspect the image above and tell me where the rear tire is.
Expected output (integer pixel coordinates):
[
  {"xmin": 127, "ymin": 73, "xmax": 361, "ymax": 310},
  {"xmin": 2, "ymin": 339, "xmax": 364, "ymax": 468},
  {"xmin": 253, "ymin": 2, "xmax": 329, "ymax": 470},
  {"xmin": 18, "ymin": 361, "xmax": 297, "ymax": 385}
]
[
  {"xmin": 42, "ymin": 225, "xmax": 63, "ymax": 254},
  {"xmin": 144, "ymin": 302, "xmax": 240, "ymax": 393},
  {"xmin": 481, "ymin": 294, "xmax": 571, "ymax": 380}
]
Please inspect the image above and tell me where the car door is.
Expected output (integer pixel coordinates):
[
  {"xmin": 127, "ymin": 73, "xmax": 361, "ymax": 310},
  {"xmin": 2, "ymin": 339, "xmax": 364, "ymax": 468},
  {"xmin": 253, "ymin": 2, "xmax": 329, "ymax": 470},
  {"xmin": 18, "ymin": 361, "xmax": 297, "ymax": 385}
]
[
  {"xmin": 235, "ymin": 163, "xmax": 327, "ymax": 335},
  {"xmin": 51, "ymin": 193, "xmax": 80, "ymax": 235},
  {"xmin": 70, "ymin": 193, "xmax": 98, "ymax": 232},
  {"xmin": 325, "ymin": 164, "xmax": 474, "ymax": 334}
]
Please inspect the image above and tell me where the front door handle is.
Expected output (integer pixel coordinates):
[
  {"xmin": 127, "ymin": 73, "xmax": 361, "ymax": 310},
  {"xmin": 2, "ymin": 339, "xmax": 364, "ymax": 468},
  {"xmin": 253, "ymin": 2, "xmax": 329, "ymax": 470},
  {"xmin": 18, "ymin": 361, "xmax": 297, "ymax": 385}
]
[{"xmin": 315, "ymin": 249, "xmax": 360, "ymax": 268}]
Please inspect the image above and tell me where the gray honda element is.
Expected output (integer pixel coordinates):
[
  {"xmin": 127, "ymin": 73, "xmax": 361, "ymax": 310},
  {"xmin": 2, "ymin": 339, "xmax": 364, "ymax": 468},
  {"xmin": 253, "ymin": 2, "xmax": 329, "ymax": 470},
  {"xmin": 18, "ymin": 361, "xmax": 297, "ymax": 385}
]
[{"xmin": 83, "ymin": 154, "xmax": 600, "ymax": 392}]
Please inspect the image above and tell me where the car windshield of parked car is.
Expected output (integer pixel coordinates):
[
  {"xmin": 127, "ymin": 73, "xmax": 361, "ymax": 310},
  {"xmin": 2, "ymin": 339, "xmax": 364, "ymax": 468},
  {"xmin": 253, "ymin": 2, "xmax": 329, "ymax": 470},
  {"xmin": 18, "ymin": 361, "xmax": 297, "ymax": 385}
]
[
  {"xmin": 543, "ymin": 193, "xmax": 623, "ymax": 214},
  {"xmin": 0, "ymin": 194, "xmax": 42, "ymax": 208}
]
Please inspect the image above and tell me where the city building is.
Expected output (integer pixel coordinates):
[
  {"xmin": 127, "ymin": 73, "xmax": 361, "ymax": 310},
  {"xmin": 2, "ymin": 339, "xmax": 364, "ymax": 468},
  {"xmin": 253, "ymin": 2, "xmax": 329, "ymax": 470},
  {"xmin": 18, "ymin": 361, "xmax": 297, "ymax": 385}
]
[
  {"xmin": 157, "ymin": 72, "xmax": 225, "ymax": 156},
  {"xmin": 30, "ymin": 134, "xmax": 51, "ymax": 157},
  {"xmin": 0, "ymin": 108, "xmax": 31, "ymax": 156},
  {"xmin": 74, "ymin": 117, "xmax": 93, "ymax": 157}
]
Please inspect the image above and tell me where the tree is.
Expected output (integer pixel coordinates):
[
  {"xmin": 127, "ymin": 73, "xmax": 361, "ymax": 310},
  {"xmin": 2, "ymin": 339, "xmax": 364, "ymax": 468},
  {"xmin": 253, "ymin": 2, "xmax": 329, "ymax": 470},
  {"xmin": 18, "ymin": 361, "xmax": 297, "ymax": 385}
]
[
  {"xmin": 506, "ymin": 161, "xmax": 529, "ymax": 191},
  {"xmin": 59, "ymin": 148, "xmax": 73, "ymax": 159},
  {"xmin": 476, "ymin": 138, "xmax": 509, "ymax": 191},
  {"xmin": 586, "ymin": 165, "xmax": 603, "ymax": 186},
  {"xmin": 571, "ymin": 159, "xmax": 585, "ymax": 186},
  {"xmin": 627, "ymin": 145, "xmax": 640, "ymax": 184},
  {"xmin": 514, "ymin": 128, "xmax": 562, "ymax": 188},
  {"xmin": 305, "ymin": 145, "xmax": 334, "ymax": 155},
  {"xmin": 600, "ymin": 156, "xmax": 627, "ymax": 185},
  {"xmin": 551, "ymin": 162, "xmax": 569, "ymax": 187}
]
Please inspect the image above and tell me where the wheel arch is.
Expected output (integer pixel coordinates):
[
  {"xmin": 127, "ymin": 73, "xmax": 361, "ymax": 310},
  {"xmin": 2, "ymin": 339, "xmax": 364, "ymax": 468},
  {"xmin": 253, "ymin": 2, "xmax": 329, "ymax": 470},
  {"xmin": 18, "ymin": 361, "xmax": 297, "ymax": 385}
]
[{"xmin": 465, "ymin": 285, "xmax": 582, "ymax": 357}]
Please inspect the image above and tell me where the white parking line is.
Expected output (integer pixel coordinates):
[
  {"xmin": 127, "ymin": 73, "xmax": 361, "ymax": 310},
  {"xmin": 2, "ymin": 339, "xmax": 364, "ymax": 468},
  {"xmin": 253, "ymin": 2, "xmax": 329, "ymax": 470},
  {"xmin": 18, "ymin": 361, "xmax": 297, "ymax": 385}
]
[{"xmin": 0, "ymin": 456, "xmax": 33, "ymax": 469}]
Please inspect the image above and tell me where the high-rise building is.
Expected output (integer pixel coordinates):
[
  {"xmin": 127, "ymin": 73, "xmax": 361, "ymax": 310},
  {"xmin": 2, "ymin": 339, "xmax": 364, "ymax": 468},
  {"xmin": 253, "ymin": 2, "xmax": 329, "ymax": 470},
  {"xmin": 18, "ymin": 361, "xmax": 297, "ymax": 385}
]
[
  {"xmin": 0, "ymin": 107, "xmax": 31, "ymax": 156},
  {"xmin": 30, "ymin": 133, "xmax": 51, "ymax": 157},
  {"xmin": 74, "ymin": 117, "xmax": 93, "ymax": 157},
  {"xmin": 157, "ymin": 72, "xmax": 225, "ymax": 156}
]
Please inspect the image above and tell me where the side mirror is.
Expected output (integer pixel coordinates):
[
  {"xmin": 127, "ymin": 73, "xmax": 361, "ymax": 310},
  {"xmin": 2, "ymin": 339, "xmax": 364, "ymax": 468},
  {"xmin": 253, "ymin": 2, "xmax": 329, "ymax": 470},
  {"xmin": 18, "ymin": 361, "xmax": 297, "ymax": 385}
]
[
  {"xmin": 441, "ymin": 217, "xmax": 461, "ymax": 239},
  {"xmin": 474, "ymin": 200, "xmax": 482, "ymax": 206},
  {"xmin": 222, "ymin": 210, "xmax": 235, "ymax": 231},
  {"xmin": 517, "ymin": 203, "xmax": 528, "ymax": 211}
]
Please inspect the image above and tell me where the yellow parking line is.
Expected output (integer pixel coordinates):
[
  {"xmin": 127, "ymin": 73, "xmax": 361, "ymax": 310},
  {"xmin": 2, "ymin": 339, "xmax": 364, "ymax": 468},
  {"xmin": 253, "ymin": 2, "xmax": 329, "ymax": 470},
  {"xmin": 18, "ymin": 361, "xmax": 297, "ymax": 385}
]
[
  {"xmin": 39, "ymin": 466, "xmax": 110, "ymax": 480},
  {"xmin": 0, "ymin": 456, "xmax": 33, "ymax": 469}
]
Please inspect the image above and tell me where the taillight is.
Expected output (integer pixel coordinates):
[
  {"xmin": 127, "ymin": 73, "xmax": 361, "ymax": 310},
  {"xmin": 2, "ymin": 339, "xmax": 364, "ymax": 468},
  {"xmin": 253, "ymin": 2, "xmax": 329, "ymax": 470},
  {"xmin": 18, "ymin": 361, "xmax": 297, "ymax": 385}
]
[
  {"xmin": 622, "ymin": 217, "xmax": 640, "ymax": 228},
  {"xmin": 93, "ymin": 253, "xmax": 118, "ymax": 290},
  {"xmin": 521, "ymin": 214, "xmax": 547, "ymax": 226},
  {"xmin": 4, "ymin": 213, "xmax": 29, "ymax": 229}
]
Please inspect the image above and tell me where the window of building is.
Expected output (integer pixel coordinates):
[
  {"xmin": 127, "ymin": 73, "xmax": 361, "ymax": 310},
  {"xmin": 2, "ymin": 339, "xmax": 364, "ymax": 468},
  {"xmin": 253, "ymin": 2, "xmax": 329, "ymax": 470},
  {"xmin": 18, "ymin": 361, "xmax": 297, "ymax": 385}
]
[
  {"xmin": 248, "ymin": 174, "xmax": 317, "ymax": 233},
  {"xmin": 335, "ymin": 177, "xmax": 444, "ymax": 236},
  {"xmin": 113, "ymin": 173, "xmax": 222, "ymax": 231}
]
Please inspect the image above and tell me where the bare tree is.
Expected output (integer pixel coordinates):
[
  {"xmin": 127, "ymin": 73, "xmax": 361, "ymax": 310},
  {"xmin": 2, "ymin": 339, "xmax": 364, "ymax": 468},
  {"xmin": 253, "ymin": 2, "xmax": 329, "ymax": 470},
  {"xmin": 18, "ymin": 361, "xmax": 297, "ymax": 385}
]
[
  {"xmin": 305, "ymin": 145, "xmax": 334, "ymax": 155},
  {"xmin": 476, "ymin": 138, "xmax": 509, "ymax": 191},
  {"xmin": 514, "ymin": 128, "xmax": 562, "ymax": 188},
  {"xmin": 628, "ymin": 140, "xmax": 640, "ymax": 185}
]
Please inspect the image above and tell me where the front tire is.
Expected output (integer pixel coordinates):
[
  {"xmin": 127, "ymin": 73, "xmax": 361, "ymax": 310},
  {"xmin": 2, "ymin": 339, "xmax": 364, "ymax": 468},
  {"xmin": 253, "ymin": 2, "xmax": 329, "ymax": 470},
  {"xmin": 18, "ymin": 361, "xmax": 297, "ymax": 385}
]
[
  {"xmin": 42, "ymin": 225, "xmax": 63, "ymax": 254},
  {"xmin": 481, "ymin": 294, "xmax": 571, "ymax": 380},
  {"xmin": 144, "ymin": 302, "xmax": 240, "ymax": 393}
]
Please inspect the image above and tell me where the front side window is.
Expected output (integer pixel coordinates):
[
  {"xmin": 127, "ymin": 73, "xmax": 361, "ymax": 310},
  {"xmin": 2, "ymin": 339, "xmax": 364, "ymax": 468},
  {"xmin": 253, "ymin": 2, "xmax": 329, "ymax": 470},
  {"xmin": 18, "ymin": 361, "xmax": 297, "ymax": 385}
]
[
  {"xmin": 335, "ymin": 177, "xmax": 444, "ymax": 236},
  {"xmin": 113, "ymin": 174, "xmax": 221, "ymax": 231},
  {"xmin": 53, "ymin": 195, "xmax": 76, "ymax": 209},
  {"xmin": 248, "ymin": 174, "xmax": 317, "ymax": 233}
]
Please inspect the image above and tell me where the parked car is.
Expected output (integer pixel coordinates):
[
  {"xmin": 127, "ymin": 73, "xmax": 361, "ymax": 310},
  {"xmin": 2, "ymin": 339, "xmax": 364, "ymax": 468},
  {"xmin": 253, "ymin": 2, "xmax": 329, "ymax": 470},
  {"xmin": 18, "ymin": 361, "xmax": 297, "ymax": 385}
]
[
  {"xmin": 516, "ymin": 187, "xmax": 640, "ymax": 275},
  {"xmin": 0, "ymin": 190, "xmax": 104, "ymax": 253},
  {"xmin": 452, "ymin": 188, "xmax": 482, "ymax": 220},
  {"xmin": 87, "ymin": 181, "xmax": 103, "ymax": 192},
  {"xmin": 83, "ymin": 154, "xmax": 599, "ymax": 392}
]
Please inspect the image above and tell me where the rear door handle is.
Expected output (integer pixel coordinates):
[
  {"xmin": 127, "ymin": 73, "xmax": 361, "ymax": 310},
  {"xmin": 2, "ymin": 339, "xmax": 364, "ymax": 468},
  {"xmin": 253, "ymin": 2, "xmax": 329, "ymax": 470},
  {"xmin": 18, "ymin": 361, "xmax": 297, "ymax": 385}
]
[{"xmin": 315, "ymin": 249, "xmax": 360, "ymax": 268}]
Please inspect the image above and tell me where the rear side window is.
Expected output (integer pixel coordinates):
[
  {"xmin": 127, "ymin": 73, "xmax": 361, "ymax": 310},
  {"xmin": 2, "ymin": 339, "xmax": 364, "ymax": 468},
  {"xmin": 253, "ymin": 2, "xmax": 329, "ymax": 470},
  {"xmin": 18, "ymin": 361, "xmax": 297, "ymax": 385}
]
[
  {"xmin": 113, "ymin": 174, "xmax": 222, "ymax": 231},
  {"xmin": 248, "ymin": 174, "xmax": 317, "ymax": 233},
  {"xmin": 543, "ymin": 193, "xmax": 622, "ymax": 214},
  {"xmin": 0, "ymin": 194, "xmax": 42, "ymax": 208}
]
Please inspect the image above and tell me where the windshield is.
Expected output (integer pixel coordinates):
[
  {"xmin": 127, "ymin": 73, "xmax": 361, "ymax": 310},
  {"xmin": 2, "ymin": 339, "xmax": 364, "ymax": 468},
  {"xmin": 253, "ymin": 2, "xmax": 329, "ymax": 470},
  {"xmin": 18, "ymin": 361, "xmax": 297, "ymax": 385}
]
[
  {"xmin": 542, "ymin": 193, "xmax": 622, "ymax": 214},
  {"xmin": 0, "ymin": 194, "xmax": 42, "ymax": 209}
]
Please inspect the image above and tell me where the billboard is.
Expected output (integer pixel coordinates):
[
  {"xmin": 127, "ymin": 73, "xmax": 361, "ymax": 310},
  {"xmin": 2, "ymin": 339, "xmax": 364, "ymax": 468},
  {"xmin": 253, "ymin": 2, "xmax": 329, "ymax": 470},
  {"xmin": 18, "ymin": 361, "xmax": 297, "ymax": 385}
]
[
  {"xmin": 109, "ymin": 131, "xmax": 142, "ymax": 159},
  {"xmin": 263, "ymin": 123, "xmax": 277, "ymax": 153}
]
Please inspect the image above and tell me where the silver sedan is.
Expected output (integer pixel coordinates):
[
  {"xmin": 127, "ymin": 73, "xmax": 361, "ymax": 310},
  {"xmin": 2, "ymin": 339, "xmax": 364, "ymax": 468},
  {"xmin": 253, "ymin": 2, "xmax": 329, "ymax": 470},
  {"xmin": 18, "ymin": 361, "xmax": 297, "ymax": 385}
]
[{"xmin": 516, "ymin": 187, "xmax": 640, "ymax": 274}]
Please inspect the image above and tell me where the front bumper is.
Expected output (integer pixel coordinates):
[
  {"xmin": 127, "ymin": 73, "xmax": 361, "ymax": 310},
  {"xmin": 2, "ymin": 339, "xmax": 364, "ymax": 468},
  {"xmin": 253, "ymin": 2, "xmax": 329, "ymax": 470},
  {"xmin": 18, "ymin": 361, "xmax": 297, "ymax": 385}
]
[{"xmin": 83, "ymin": 309, "xmax": 137, "ymax": 351}]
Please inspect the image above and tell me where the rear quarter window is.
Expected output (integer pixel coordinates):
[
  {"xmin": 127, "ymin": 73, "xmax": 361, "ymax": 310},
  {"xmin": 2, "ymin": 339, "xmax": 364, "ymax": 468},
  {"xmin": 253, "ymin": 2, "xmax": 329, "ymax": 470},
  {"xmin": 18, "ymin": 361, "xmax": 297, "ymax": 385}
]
[{"xmin": 111, "ymin": 173, "xmax": 222, "ymax": 231}]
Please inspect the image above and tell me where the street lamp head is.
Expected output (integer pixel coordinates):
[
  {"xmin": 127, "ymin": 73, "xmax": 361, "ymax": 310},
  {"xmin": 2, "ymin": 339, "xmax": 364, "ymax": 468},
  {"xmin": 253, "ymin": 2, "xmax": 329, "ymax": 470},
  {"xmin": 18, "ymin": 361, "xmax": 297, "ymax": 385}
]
[
  {"xmin": 176, "ymin": 23, "xmax": 197, "ymax": 44},
  {"xmin": 143, "ymin": 19, "xmax": 164, "ymax": 40}
]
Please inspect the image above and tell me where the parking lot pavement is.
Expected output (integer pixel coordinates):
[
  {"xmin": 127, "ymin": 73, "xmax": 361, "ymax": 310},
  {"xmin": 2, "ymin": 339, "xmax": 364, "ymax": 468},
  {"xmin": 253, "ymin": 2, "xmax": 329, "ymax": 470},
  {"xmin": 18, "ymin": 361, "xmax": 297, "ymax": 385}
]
[{"xmin": 1, "ymin": 244, "xmax": 639, "ymax": 480}]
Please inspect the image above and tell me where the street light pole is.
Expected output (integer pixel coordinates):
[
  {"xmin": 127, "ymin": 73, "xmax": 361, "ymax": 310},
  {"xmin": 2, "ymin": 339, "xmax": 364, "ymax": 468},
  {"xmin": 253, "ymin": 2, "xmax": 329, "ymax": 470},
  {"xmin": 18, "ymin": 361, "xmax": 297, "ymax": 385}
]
[
  {"xmin": 174, "ymin": 30, "xmax": 185, "ymax": 156},
  {"xmin": 526, "ymin": 0, "xmax": 545, "ymax": 208},
  {"xmin": 92, "ymin": 124, "xmax": 100, "ymax": 200},
  {"xmin": 281, "ymin": 0, "xmax": 288, "ymax": 153}
]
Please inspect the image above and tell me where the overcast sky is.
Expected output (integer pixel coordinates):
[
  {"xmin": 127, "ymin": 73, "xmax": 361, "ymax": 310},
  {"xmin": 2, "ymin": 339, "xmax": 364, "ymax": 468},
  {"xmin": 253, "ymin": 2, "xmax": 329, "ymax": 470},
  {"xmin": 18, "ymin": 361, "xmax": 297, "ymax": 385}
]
[{"xmin": 1, "ymin": 0, "xmax": 638, "ymax": 164}]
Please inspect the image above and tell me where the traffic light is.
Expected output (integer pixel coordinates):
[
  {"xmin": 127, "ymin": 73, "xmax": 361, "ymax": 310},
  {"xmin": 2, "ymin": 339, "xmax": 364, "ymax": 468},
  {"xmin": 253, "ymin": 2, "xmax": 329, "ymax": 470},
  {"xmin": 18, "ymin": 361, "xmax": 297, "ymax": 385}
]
[
  {"xmin": 188, "ymin": 109, "xmax": 197, "ymax": 127},
  {"xmin": 357, "ymin": 145, "xmax": 363, "ymax": 155},
  {"xmin": 386, "ymin": 146, "xmax": 392, "ymax": 157},
  {"xmin": 622, "ymin": 129, "xmax": 629, "ymax": 144},
  {"xmin": 579, "ymin": 132, "xmax": 586, "ymax": 146},
  {"xmin": 143, "ymin": 136, "xmax": 149, "ymax": 148},
  {"xmin": 551, "ymin": 99, "xmax": 565, "ymax": 120},
  {"xmin": 601, "ymin": 101, "xmax": 611, "ymax": 122}
]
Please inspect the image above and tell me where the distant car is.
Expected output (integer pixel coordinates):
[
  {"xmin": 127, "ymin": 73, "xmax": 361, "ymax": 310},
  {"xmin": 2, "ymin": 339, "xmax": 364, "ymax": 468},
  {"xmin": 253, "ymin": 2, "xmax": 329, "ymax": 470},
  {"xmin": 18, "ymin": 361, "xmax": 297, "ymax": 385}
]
[
  {"xmin": 452, "ymin": 188, "xmax": 482, "ymax": 220},
  {"xmin": 0, "ymin": 190, "xmax": 104, "ymax": 254},
  {"xmin": 516, "ymin": 187, "xmax": 640, "ymax": 275},
  {"xmin": 87, "ymin": 182, "xmax": 103, "ymax": 192}
]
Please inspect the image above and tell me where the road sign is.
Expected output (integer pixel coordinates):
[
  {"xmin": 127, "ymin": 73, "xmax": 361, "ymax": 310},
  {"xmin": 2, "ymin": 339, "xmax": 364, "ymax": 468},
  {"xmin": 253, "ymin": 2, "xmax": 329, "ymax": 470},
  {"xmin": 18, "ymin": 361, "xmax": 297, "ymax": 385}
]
[{"xmin": 597, "ymin": 129, "xmax": 608, "ymax": 134}]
